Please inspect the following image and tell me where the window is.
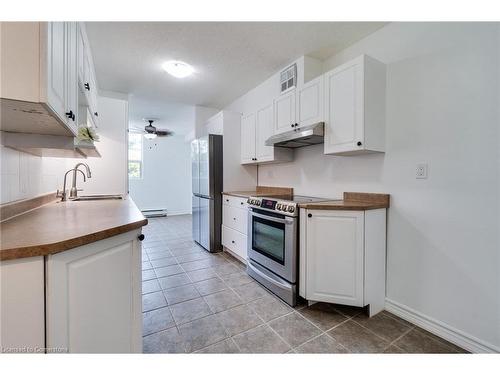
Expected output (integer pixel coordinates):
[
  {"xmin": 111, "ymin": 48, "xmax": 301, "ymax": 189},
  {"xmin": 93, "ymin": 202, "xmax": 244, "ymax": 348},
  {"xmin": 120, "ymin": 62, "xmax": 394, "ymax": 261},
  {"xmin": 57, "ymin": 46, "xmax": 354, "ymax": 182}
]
[{"xmin": 128, "ymin": 133, "xmax": 143, "ymax": 179}]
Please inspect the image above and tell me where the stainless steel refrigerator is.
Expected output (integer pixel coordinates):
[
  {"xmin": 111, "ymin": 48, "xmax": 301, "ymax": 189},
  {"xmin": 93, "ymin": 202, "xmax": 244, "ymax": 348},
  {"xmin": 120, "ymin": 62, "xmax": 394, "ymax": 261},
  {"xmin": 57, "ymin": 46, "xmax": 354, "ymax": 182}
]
[{"xmin": 191, "ymin": 134, "xmax": 223, "ymax": 252}]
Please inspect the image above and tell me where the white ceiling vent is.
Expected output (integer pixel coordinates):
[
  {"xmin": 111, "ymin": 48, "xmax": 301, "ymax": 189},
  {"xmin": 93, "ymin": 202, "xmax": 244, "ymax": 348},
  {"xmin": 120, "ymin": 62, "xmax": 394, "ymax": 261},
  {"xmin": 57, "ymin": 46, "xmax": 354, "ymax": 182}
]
[{"xmin": 280, "ymin": 63, "xmax": 297, "ymax": 94}]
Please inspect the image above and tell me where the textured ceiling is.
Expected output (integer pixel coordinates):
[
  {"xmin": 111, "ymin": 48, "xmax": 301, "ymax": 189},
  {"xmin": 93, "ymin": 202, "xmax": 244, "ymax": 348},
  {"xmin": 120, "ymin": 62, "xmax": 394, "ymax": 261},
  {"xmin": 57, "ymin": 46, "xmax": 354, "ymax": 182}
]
[{"xmin": 86, "ymin": 22, "xmax": 387, "ymax": 109}]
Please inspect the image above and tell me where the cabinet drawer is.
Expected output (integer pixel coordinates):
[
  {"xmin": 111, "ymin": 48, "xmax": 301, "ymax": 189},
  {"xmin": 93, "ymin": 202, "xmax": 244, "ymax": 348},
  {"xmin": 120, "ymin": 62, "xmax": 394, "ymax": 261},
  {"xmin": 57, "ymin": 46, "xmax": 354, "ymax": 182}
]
[
  {"xmin": 223, "ymin": 204, "xmax": 247, "ymax": 234},
  {"xmin": 222, "ymin": 225, "xmax": 247, "ymax": 260},
  {"xmin": 222, "ymin": 194, "xmax": 248, "ymax": 209}
]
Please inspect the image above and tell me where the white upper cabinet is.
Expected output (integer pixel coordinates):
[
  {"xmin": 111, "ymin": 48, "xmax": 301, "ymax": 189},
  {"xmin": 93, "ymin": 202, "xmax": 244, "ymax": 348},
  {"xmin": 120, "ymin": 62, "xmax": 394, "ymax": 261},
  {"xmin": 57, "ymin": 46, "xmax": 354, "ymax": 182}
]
[
  {"xmin": 296, "ymin": 75, "xmax": 324, "ymax": 128},
  {"xmin": 0, "ymin": 22, "xmax": 99, "ymax": 137},
  {"xmin": 240, "ymin": 105, "xmax": 293, "ymax": 165},
  {"xmin": 205, "ymin": 112, "xmax": 223, "ymax": 135},
  {"xmin": 324, "ymin": 55, "xmax": 386, "ymax": 155},
  {"xmin": 255, "ymin": 104, "xmax": 274, "ymax": 162},
  {"xmin": 78, "ymin": 24, "xmax": 99, "ymax": 128},
  {"xmin": 240, "ymin": 113, "xmax": 256, "ymax": 164},
  {"xmin": 65, "ymin": 22, "xmax": 79, "ymax": 135},
  {"xmin": 273, "ymin": 89, "xmax": 296, "ymax": 135},
  {"xmin": 46, "ymin": 22, "xmax": 67, "ymax": 125}
]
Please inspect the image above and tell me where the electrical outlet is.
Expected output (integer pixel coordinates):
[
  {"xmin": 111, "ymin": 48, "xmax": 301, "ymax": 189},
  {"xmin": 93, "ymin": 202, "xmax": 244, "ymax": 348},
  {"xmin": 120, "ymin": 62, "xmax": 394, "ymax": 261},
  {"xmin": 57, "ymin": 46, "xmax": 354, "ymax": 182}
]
[{"xmin": 416, "ymin": 163, "xmax": 428, "ymax": 179}]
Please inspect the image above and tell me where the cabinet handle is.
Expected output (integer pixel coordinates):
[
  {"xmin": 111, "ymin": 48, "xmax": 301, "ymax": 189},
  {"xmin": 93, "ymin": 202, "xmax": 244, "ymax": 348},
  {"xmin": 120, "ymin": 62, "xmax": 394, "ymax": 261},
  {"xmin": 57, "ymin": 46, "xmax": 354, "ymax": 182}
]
[
  {"xmin": 240, "ymin": 202, "xmax": 244, "ymax": 205},
  {"xmin": 295, "ymin": 123, "xmax": 298, "ymax": 127},
  {"xmin": 71, "ymin": 113, "xmax": 76, "ymax": 121},
  {"xmin": 357, "ymin": 141, "xmax": 362, "ymax": 146},
  {"xmin": 94, "ymin": 112, "xmax": 98, "ymax": 117},
  {"xmin": 231, "ymin": 240, "xmax": 235, "ymax": 244},
  {"xmin": 138, "ymin": 234, "xmax": 145, "ymax": 241},
  {"xmin": 233, "ymin": 217, "xmax": 236, "ymax": 220},
  {"xmin": 84, "ymin": 82, "xmax": 90, "ymax": 91},
  {"xmin": 307, "ymin": 213, "xmax": 312, "ymax": 218},
  {"xmin": 226, "ymin": 199, "xmax": 229, "ymax": 202},
  {"xmin": 65, "ymin": 110, "xmax": 74, "ymax": 119}
]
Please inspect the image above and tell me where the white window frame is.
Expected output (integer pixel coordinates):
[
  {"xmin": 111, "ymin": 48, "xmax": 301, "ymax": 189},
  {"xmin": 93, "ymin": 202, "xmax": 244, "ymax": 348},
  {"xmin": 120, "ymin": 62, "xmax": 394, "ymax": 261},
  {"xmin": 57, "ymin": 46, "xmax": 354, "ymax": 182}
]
[{"xmin": 128, "ymin": 132, "xmax": 143, "ymax": 180}]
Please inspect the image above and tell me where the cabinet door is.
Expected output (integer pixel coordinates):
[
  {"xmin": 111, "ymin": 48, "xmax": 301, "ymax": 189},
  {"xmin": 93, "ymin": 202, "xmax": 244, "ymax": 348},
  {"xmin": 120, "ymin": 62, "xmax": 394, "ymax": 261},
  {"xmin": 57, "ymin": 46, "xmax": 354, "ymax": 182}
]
[
  {"xmin": 324, "ymin": 61, "xmax": 364, "ymax": 154},
  {"xmin": 223, "ymin": 204, "xmax": 247, "ymax": 234},
  {"xmin": 240, "ymin": 113, "xmax": 256, "ymax": 164},
  {"xmin": 89, "ymin": 70, "xmax": 99, "ymax": 127},
  {"xmin": 305, "ymin": 210, "xmax": 364, "ymax": 306},
  {"xmin": 46, "ymin": 22, "xmax": 67, "ymax": 124},
  {"xmin": 222, "ymin": 225, "xmax": 247, "ymax": 260},
  {"xmin": 77, "ymin": 24, "xmax": 85, "ymax": 86},
  {"xmin": 296, "ymin": 75, "xmax": 323, "ymax": 128},
  {"xmin": 82, "ymin": 47, "xmax": 92, "ymax": 99},
  {"xmin": 255, "ymin": 104, "xmax": 274, "ymax": 162},
  {"xmin": 273, "ymin": 89, "xmax": 296, "ymax": 135},
  {"xmin": 65, "ymin": 22, "xmax": 78, "ymax": 135},
  {"xmin": 46, "ymin": 231, "xmax": 142, "ymax": 353},
  {"xmin": 1, "ymin": 257, "xmax": 45, "ymax": 350}
]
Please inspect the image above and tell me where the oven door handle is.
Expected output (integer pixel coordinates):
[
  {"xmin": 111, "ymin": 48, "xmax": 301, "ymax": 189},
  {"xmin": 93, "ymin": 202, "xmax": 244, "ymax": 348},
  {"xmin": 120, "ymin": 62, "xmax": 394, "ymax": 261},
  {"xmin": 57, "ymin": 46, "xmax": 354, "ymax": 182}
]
[
  {"xmin": 247, "ymin": 260, "xmax": 293, "ymax": 291},
  {"xmin": 250, "ymin": 211, "xmax": 294, "ymax": 225}
]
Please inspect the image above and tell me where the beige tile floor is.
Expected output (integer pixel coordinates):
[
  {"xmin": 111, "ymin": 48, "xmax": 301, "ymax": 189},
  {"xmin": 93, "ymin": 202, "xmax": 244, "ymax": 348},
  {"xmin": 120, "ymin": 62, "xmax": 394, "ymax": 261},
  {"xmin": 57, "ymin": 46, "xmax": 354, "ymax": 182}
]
[{"xmin": 141, "ymin": 215, "xmax": 467, "ymax": 354}]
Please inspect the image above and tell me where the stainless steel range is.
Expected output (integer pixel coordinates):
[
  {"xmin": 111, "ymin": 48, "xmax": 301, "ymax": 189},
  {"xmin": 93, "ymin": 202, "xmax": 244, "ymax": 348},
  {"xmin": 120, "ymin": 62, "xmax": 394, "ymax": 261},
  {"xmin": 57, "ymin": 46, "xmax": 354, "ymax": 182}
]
[{"xmin": 246, "ymin": 195, "xmax": 327, "ymax": 306}]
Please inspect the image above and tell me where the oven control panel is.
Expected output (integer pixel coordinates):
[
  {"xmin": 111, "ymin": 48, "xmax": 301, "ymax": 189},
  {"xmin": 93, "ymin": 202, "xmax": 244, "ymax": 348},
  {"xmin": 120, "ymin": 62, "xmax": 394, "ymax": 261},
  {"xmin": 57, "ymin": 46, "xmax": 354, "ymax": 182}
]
[{"xmin": 247, "ymin": 197, "xmax": 297, "ymax": 216}]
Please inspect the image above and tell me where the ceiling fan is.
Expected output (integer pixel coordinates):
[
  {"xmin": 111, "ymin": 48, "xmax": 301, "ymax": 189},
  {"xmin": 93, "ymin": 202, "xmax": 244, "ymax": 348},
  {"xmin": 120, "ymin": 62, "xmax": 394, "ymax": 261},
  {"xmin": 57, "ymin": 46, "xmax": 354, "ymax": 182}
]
[{"xmin": 130, "ymin": 119, "xmax": 174, "ymax": 139}]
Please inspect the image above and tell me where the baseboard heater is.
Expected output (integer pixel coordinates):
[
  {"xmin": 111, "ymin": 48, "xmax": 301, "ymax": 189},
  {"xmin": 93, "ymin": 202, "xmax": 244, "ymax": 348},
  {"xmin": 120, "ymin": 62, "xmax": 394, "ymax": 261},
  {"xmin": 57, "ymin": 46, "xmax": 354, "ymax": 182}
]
[{"xmin": 141, "ymin": 209, "xmax": 168, "ymax": 218}]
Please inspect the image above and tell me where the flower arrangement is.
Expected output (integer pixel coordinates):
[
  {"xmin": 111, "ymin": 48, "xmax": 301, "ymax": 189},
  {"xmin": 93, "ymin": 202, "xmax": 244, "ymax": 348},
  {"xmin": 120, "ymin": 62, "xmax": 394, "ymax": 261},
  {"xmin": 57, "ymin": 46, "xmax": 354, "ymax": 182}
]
[{"xmin": 77, "ymin": 126, "xmax": 100, "ymax": 143}]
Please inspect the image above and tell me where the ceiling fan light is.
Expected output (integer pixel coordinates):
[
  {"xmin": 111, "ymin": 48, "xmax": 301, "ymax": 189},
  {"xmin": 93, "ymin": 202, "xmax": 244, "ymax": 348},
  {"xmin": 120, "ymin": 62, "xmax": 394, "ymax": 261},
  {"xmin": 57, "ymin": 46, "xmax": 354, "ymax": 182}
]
[
  {"xmin": 162, "ymin": 60, "xmax": 194, "ymax": 78},
  {"xmin": 144, "ymin": 133, "xmax": 157, "ymax": 140}
]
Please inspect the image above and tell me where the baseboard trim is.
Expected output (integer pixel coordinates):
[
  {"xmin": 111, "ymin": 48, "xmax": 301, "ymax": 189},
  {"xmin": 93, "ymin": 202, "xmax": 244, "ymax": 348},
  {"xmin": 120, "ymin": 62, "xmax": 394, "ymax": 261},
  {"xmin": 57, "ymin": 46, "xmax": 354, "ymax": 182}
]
[
  {"xmin": 385, "ymin": 298, "xmax": 499, "ymax": 353},
  {"xmin": 167, "ymin": 210, "xmax": 191, "ymax": 216}
]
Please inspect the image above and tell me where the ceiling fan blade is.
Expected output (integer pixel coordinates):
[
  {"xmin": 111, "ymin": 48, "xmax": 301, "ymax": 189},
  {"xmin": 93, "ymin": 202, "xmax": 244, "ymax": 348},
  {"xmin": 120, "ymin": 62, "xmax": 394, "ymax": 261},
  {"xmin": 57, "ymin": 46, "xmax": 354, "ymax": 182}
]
[{"xmin": 155, "ymin": 129, "xmax": 174, "ymax": 136}]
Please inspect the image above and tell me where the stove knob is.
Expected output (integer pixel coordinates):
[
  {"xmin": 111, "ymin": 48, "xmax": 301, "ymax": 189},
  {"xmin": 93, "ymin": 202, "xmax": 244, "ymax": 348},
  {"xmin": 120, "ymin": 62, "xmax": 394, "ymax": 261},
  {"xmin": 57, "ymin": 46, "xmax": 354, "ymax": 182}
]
[
  {"xmin": 256, "ymin": 200, "xmax": 261, "ymax": 206},
  {"xmin": 280, "ymin": 204, "xmax": 286, "ymax": 211},
  {"xmin": 276, "ymin": 203, "xmax": 281, "ymax": 210},
  {"xmin": 288, "ymin": 206, "xmax": 295, "ymax": 213}
]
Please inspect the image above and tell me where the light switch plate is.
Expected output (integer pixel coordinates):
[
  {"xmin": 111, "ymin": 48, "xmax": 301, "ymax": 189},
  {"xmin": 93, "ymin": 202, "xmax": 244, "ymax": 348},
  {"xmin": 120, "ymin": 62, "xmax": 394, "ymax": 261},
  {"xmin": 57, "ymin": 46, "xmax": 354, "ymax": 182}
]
[{"xmin": 416, "ymin": 163, "xmax": 428, "ymax": 179}]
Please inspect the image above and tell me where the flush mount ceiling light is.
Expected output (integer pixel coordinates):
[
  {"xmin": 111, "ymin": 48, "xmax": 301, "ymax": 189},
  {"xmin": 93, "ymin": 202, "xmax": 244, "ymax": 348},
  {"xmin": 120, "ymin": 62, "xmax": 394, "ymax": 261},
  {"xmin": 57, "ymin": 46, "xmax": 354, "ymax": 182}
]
[
  {"xmin": 162, "ymin": 60, "xmax": 194, "ymax": 78},
  {"xmin": 144, "ymin": 133, "xmax": 157, "ymax": 140}
]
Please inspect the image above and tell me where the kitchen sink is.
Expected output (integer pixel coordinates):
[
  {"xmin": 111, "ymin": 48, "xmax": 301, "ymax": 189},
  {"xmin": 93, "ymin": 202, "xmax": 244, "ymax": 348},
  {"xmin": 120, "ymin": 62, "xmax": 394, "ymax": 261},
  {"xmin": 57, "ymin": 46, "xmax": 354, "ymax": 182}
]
[{"xmin": 70, "ymin": 194, "xmax": 123, "ymax": 201}]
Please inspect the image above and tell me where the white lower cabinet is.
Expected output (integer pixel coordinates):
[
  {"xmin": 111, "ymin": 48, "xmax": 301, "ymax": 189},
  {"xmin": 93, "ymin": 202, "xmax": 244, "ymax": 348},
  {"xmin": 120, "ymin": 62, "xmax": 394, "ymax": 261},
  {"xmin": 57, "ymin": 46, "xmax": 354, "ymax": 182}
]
[
  {"xmin": 46, "ymin": 230, "xmax": 142, "ymax": 353},
  {"xmin": 222, "ymin": 194, "xmax": 248, "ymax": 261},
  {"xmin": 0, "ymin": 257, "xmax": 45, "ymax": 352},
  {"xmin": 222, "ymin": 225, "xmax": 247, "ymax": 261},
  {"xmin": 299, "ymin": 208, "xmax": 387, "ymax": 317}
]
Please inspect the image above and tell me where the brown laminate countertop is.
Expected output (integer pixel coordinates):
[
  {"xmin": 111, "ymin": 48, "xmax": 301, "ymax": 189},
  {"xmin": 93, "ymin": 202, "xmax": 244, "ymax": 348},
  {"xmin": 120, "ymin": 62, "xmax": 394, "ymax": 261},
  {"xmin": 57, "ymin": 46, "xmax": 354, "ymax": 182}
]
[
  {"xmin": 0, "ymin": 197, "xmax": 148, "ymax": 261},
  {"xmin": 298, "ymin": 200, "xmax": 389, "ymax": 210},
  {"xmin": 223, "ymin": 185, "xmax": 294, "ymax": 199},
  {"xmin": 298, "ymin": 192, "xmax": 390, "ymax": 211}
]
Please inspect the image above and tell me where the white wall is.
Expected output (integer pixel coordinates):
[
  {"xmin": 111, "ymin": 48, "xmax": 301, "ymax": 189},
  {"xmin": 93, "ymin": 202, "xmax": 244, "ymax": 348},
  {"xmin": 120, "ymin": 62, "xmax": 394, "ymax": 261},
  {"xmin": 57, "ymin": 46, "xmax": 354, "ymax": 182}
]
[
  {"xmin": 129, "ymin": 134, "xmax": 192, "ymax": 215},
  {"xmin": 66, "ymin": 95, "xmax": 128, "ymax": 195},
  {"xmin": 195, "ymin": 105, "xmax": 219, "ymax": 138},
  {"xmin": 225, "ymin": 23, "xmax": 500, "ymax": 351}
]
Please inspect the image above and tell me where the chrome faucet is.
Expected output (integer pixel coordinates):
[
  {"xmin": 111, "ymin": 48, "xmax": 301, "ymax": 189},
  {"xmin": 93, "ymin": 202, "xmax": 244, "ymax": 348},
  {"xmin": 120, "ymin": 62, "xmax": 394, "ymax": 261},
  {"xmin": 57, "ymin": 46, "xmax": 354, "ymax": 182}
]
[{"xmin": 58, "ymin": 163, "xmax": 92, "ymax": 201}]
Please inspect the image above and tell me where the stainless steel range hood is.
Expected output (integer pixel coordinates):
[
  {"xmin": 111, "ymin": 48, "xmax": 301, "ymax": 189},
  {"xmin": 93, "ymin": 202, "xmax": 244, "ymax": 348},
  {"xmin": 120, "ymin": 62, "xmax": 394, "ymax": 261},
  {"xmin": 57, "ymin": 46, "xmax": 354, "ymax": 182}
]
[{"xmin": 265, "ymin": 122, "xmax": 324, "ymax": 149}]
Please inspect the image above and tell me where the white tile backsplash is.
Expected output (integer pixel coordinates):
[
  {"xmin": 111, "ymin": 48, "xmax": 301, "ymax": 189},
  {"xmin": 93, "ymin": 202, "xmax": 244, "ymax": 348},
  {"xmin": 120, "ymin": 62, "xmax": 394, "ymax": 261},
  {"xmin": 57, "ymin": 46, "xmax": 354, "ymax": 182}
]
[{"xmin": 0, "ymin": 146, "xmax": 67, "ymax": 204}]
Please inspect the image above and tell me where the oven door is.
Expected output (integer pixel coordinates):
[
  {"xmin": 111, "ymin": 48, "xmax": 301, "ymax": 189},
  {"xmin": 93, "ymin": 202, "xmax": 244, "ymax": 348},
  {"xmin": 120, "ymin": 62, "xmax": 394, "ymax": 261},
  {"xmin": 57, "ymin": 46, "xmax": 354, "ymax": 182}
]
[{"xmin": 247, "ymin": 208, "xmax": 298, "ymax": 283}]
